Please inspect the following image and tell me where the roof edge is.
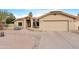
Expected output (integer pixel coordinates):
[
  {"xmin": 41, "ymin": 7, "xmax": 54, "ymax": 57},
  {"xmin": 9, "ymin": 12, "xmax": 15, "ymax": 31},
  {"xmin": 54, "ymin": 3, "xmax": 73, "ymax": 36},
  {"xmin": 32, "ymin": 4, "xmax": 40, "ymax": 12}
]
[{"xmin": 38, "ymin": 11, "xmax": 77, "ymax": 19}]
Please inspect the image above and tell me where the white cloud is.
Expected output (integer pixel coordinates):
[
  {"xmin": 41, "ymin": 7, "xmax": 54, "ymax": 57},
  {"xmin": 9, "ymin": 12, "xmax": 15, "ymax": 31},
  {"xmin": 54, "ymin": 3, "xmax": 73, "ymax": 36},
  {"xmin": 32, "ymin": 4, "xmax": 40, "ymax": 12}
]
[
  {"xmin": 15, "ymin": 13, "xmax": 46, "ymax": 19},
  {"xmin": 14, "ymin": 10, "xmax": 50, "ymax": 18},
  {"xmin": 33, "ymin": 11, "xmax": 49, "ymax": 17},
  {"xmin": 33, "ymin": 13, "xmax": 44, "ymax": 17},
  {"xmin": 33, "ymin": 9, "xmax": 65, "ymax": 17},
  {"xmin": 14, "ymin": 9, "xmax": 65, "ymax": 18},
  {"xmin": 14, "ymin": 15, "xmax": 20, "ymax": 19},
  {"xmin": 15, "ymin": 14, "xmax": 43, "ymax": 19},
  {"xmin": 14, "ymin": 14, "xmax": 28, "ymax": 19}
]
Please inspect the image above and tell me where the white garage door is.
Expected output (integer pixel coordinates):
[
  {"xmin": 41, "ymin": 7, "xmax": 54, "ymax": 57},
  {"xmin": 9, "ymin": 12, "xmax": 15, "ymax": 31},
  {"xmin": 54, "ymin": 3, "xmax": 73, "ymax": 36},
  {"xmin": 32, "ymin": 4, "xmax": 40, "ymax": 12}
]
[{"xmin": 41, "ymin": 20, "xmax": 69, "ymax": 31}]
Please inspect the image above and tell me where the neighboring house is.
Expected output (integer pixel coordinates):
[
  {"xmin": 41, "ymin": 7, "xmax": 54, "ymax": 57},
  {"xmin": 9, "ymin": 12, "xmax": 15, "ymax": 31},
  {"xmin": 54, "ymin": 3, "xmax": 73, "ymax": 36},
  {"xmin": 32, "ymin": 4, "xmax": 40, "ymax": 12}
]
[{"xmin": 14, "ymin": 11, "xmax": 79, "ymax": 31}]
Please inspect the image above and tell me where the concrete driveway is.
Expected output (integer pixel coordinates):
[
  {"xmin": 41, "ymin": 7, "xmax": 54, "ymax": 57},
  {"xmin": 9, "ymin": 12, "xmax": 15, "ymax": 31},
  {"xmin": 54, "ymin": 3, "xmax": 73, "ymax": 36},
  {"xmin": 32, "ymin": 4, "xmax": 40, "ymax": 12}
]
[
  {"xmin": 37, "ymin": 32, "xmax": 79, "ymax": 49},
  {"xmin": 0, "ymin": 30, "xmax": 79, "ymax": 49}
]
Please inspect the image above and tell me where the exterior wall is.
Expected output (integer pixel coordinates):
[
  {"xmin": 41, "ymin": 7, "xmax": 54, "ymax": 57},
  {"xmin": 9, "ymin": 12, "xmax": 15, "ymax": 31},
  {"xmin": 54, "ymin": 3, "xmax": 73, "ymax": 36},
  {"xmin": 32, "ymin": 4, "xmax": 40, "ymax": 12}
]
[
  {"xmin": 39, "ymin": 14, "xmax": 75, "ymax": 31},
  {"xmin": 7, "ymin": 24, "xmax": 14, "ymax": 30},
  {"xmin": 74, "ymin": 21, "xmax": 79, "ymax": 30},
  {"xmin": 14, "ymin": 19, "xmax": 32, "ymax": 29},
  {"xmin": 14, "ymin": 20, "xmax": 24, "ymax": 28}
]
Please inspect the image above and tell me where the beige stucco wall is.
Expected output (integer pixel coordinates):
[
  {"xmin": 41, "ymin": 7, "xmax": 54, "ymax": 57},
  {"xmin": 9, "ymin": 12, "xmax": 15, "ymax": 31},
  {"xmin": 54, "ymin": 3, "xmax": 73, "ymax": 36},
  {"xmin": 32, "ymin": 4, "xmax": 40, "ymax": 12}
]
[
  {"xmin": 14, "ymin": 20, "xmax": 24, "ymax": 28},
  {"xmin": 39, "ymin": 14, "xmax": 75, "ymax": 31},
  {"xmin": 74, "ymin": 20, "xmax": 79, "ymax": 30},
  {"xmin": 14, "ymin": 19, "xmax": 31, "ymax": 29}
]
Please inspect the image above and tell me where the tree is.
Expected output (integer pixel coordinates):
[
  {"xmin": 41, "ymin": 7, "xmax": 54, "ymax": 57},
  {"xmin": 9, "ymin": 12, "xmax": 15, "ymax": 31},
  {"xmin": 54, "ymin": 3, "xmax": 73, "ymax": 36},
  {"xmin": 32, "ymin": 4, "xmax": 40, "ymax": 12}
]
[
  {"xmin": 28, "ymin": 12, "xmax": 33, "ymax": 18},
  {"xmin": 0, "ymin": 10, "xmax": 15, "ymax": 23},
  {"xmin": 6, "ymin": 13, "xmax": 15, "ymax": 24},
  {"xmin": 0, "ymin": 10, "xmax": 15, "ymax": 30}
]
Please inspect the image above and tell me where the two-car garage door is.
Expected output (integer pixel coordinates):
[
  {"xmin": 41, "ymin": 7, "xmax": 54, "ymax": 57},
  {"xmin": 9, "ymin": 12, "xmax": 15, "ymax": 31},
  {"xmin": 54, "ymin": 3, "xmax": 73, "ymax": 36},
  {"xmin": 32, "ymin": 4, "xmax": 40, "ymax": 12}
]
[{"xmin": 41, "ymin": 20, "xmax": 69, "ymax": 31}]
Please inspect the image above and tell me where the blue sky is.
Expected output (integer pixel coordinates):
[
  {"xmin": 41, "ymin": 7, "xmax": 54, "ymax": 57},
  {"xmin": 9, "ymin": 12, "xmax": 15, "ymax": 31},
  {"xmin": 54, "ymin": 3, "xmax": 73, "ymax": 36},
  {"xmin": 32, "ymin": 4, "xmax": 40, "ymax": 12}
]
[{"xmin": 2, "ymin": 9, "xmax": 79, "ymax": 18}]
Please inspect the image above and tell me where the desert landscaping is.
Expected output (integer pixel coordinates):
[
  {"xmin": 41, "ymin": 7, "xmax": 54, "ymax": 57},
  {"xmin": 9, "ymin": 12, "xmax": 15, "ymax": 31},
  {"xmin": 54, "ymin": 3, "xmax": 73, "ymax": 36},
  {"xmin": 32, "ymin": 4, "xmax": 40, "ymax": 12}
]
[{"xmin": 0, "ymin": 29, "xmax": 79, "ymax": 49}]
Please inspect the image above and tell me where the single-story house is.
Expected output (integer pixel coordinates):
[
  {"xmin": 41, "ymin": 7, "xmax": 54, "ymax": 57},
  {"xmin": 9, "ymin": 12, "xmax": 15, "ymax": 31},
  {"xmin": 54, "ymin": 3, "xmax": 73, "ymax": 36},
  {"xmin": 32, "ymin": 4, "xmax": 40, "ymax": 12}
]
[{"xmin": 14, "ymin": 11, "xmax": 79, "ymax": 31}]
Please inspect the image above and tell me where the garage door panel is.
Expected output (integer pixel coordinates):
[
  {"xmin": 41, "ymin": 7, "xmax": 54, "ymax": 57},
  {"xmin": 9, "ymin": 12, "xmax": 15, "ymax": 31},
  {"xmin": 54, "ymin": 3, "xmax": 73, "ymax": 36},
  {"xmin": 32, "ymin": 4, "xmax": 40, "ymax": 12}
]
[{"xmin": 41, "ymin": 20, "xmax": 68, "ymax": 31}]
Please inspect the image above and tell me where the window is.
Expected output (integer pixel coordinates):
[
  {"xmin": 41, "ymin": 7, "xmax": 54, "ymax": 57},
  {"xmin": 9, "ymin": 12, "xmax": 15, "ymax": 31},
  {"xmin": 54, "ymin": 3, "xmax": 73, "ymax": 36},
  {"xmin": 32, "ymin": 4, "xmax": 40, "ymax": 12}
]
[{"xmin": 18, "ymin": 22, "xmax": 22, "ymax": 26}]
